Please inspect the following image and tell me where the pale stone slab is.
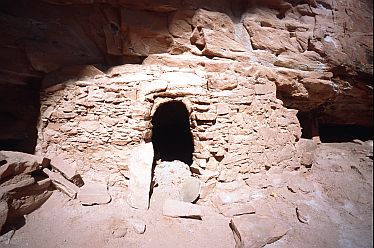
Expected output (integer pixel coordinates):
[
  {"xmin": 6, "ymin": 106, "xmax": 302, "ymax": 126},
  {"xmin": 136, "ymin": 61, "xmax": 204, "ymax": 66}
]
[
  {"xmin": 160, "ymin": 71, "xmax": 207, "ymax": 87},
  {"xmin": 110, "ymin": 73, "xmax": 153, "ymax": 83},
  {"xmin": 43, "ymin": 168, "xmax": 79, "ymax": 199},
  {"xmin": 254, "ymin": 83, "xmax": 276, "ymax": 95},
  {"xmin": 194, "ymin": 113, "xmax": 217, "ymax": 121},
  {"xmin": 180, "ymin": 177, "xmax": 201, "ymax": 202},
  {"xmin": 51, "ymin": 157, "xmax": 77, "ymax": 180},
  {"xmin": 214, "ymin": 191, "xmax": 250, "ymax": 205},
  {"xmin": 163, "ymin": 199, "xmax": 203, "ymax": 218},
  {"xmin": 216, "ymin": 103, "xmax": 230, "ymax": 115},
  {"xmin": 77, "ymin": 182, "xmax": 111, "ymax": 206},
  {"xmin": 230, "ymin": 215, "xmax": 290, "ymax": 248},
  {"xmin": 127, "ymin": 143, "xmax": 154, "ymax": 210},
  {"xmin": 219, "ymin": 203, "xmax": 256, "ymax": 217},
  {"xmin": 140, "ymin": 80, "xmax": 168, "ymax": 96}
]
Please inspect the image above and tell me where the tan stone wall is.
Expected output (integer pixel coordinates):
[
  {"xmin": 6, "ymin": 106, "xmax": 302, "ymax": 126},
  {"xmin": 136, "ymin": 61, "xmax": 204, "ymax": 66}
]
[{"xmin": 36, "ymin": 62, "xmax": 301, "ymax": 186}]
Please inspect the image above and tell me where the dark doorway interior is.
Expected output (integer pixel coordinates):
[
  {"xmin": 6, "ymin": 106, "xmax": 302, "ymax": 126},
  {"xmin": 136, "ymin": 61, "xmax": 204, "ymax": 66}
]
[
  {"xmin": 151, "ymin": 101, "xmax": 194, "ymax": 165},
  {"xmin": 319, "ymin": 124, "xmax": 373, "ymax": 143},
  {"xmin": 297, "ymin": 111, "xmax": 319, "ymax": 139},
  {"xmin": 0, "ymin": 85, "xmax": 40, "ymax": 154}
]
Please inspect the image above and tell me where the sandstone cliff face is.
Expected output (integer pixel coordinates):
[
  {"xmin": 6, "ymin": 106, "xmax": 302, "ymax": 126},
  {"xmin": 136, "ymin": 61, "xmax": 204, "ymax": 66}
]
[{"xmin": 0, "ymin": 0, "xmax": 372, "ymax": 153}]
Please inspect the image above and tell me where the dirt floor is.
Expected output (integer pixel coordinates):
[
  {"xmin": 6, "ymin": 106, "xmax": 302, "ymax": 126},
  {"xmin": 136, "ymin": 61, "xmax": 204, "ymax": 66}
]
[{"xmin": 1, "ymin": 141, "xmax": 372, "ymax": 248}]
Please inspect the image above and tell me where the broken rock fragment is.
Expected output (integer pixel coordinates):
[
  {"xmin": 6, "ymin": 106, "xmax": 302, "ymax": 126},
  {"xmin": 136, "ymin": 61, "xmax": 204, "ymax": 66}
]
[
  {"xmin": 129, "ymin": 219, "xmax": 146, "ymax": 234},
  {"xmin": 0, "ymin": 151, "xmax": 50, "ymax": 180},
  {"xmin": 230, "ymin": 215, "xmax": 290, "ymax": 248},
  {"xmin": 50, "ymin": 156, "xmax": 77, "ymax": 180},
  {"xmin": 163, "ymin": 199, "xmax": 203, "ymax": 219},
  {"xmin": 77, "ymin": 182, "xmax": 111, "ymax": 206},
  {"xmin": 296, "ymin": 205, "xmax": 310, "ymax": 224},
  {"xmin": 43, "ymin": 168, "xmax": 79, "ymax": 199},
  {"xmin": 0, "ymin": 174, "xmax": 35, "ymax": 198},
  {"xmin": 112, "ymin": 226, "xmax": 128, "ymax": 239},
  {"xmin": 180, "ymin": 176, "xmax": 201, "ymax": 202},
  {"xmin": 219, "ymin": 203, "xmax": 256, "ymax": 217}
]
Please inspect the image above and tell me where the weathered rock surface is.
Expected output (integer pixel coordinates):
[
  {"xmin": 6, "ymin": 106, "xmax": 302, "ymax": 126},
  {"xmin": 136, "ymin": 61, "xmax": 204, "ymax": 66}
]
[
  {"xmin": 219, "ymin": 203, "xmax": 256, "ymax": 218},
  {"xmin": 0, "ymin": 174, "xmax": 35, "ymax": 198},
  {"xmin": 230, "ymin": 215, "xmax": 290, "ymax": 248},
  {"xmin": 296, "ymin": 138, "xmax": 317, "ymax": 167},
  {"xmin": 0, "ymin": 151, "xmax": 49, "ymax": 180},
  {"xmin": 180, "ymin": 177, "xmax": 201, "ymax": 202},
  {"xmin": 7, "ymin": 182, "xmax": 52, "ymax": 218},
  {"xmin": 43, "ymin": 168, "xmax": 79, "ymax": 199},
  {"xmin": 77, "ymin": 182, "xmax": 111, "ymax": 206},
  {"xmin": 0, "ymin": 201, "xmax": 8, "ymax": 232},
  {"xmin": 163, "ymin": 199, "xmax": 203, "ymax": 219},
  {"xmin": 127, "ymin": 143, "xmax": 154, "ymax": 210},
  {"xmin": 129, "ymin": 219, "xmax": 146, "ymax": 234},
  {"xmin": 153, "ymin": 160, "xmax": 197, "ymax": 201},
  {"xmin": 0, "ymin": 151, "xmax": 53, "ymax": 232},
  {"xmin": 2, "ymin": 142, "xmax": 372, "ymax": 248},
  {"xmin": 112, "ymin": 225, "xmax": 128, "ymax": 239},
  {"xmin": 50, "ymin": 156, "xmax": 78, "ymax": 181}
]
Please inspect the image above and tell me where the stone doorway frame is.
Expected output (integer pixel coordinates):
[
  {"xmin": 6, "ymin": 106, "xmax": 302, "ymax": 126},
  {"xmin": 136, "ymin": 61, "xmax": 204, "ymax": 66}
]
[{"xmin": 147, "ymin": 97, "xmax": 195, "ymax": 164}]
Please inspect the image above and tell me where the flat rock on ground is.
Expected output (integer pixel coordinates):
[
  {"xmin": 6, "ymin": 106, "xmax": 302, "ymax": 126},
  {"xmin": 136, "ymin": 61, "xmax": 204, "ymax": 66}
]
[{"xmin": 77, "ymin": 182, "xmax": 111, "ymax": 206}]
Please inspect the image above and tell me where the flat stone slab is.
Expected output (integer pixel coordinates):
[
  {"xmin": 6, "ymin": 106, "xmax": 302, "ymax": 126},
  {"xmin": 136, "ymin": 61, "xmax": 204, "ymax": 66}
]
[
  {"xmin": 77, "ymin": 182, "xmax": 111, "ymax": 206},
  {"xmin": 163, "ymin": 199, "xmax": 203, "ymax": 219},
  {"xmin": 127, "ymin": 143, "xmax": 154, "ymax": 210},
  {"xmin": 43, "ymin": 168, "xmax": 79, "ymax": 199},
  {"xmin": 230, "ymin": 215, "xmax": 290, "ymax": 248},
  {"xmin": 50, "ymin": 157, "xmax": 77, "ymax": 180},
  {"xmin": 219, "ymin": 203, "xmax": 256, "ymax": 217}
]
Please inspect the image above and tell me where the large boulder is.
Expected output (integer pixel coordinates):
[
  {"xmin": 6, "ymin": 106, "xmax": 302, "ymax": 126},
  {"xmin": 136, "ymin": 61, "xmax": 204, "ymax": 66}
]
[
  {"xmin": 0, "ymin": 201, "xmax": 8, "ymax": 232},
  {"xmin": 0, "ymin": 151, "xmax": 53, "ymax": 230},
  {"xmin": 0, "ymin": 151, "xmax": 50, "ymax": 180}
]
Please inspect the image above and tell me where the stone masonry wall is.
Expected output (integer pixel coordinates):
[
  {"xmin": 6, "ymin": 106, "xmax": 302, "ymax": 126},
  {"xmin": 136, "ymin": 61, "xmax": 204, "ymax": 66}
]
[{"xmin": 36, "ymin": 61, "xmax": 301, "ymax": 187}]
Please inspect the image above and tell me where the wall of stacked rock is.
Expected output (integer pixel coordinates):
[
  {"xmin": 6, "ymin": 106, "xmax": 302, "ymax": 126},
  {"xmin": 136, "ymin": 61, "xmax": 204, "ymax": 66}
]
[{"xmin": 36, "ymin": 60, "xmax": 301, "ymax": 187}]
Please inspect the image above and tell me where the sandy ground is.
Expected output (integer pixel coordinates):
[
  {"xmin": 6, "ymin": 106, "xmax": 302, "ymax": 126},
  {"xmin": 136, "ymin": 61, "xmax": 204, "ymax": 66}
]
[{"xmin": 1, "ymin": 141, "xmax": 372, "ymax": 248}]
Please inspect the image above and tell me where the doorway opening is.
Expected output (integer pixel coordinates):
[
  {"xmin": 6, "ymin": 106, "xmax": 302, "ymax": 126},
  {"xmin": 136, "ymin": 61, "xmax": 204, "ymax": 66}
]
[
  {"xmin": 296, "ymin": 111, "xmax": 319, "ymax": 139},
  {"xmin": 151, "ymin": 101, "xmax": 194, "ymax": 165},
  {"xmin": 319, "ymin": 124, "xmax": 373, "ymax": 143}
]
